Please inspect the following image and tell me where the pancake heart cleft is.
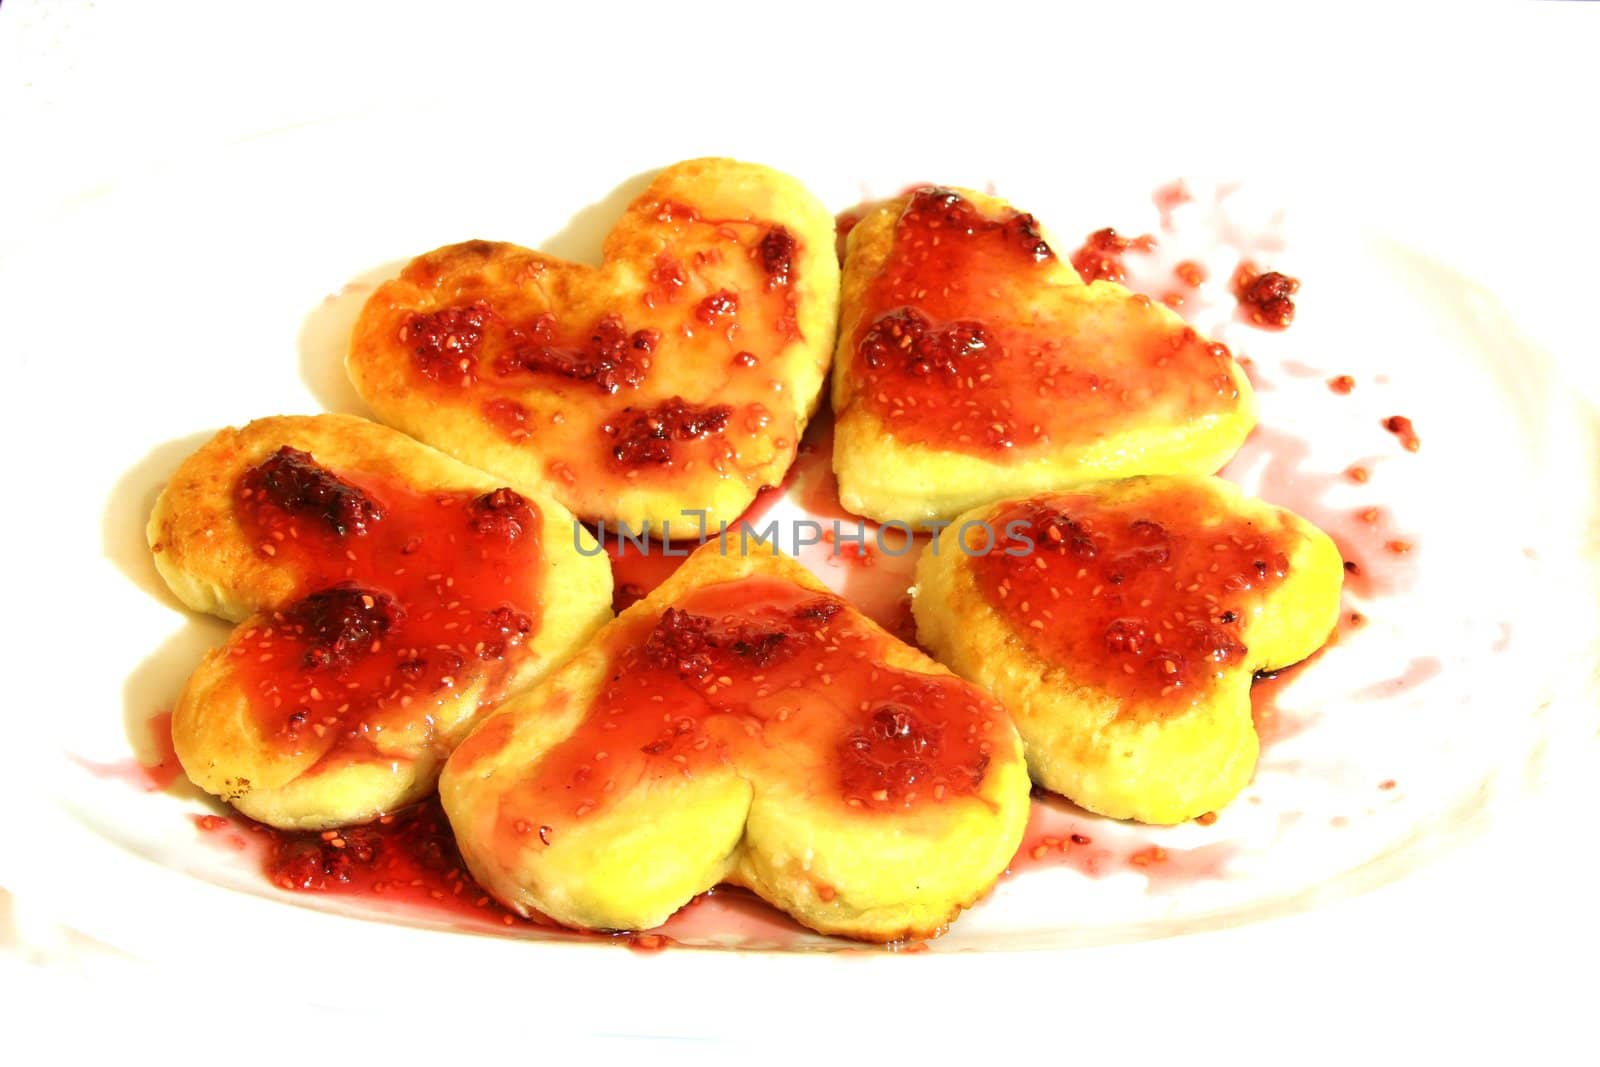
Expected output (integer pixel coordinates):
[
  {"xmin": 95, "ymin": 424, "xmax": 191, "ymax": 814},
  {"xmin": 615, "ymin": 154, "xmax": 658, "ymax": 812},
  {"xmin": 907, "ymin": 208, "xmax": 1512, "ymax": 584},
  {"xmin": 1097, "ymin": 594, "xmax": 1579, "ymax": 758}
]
[
  {"xmin": 912, "ymin": 475, "xmax": 1344, "ymax": 825},
  {"xmin": 147, "ymin": 414, "xmax": 613, "ymax": 830},
  {"xmin": 439, "ymin": 544, "xmax": 1030, "ymax": 942}
]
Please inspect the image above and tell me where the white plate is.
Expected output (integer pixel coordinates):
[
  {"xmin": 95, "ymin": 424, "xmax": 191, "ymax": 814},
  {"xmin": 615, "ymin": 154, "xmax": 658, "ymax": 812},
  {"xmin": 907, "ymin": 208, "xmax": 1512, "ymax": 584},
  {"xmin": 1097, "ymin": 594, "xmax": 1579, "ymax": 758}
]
[{"xmin": 3, "ymin": 108, "xmax": 1596, "ymax": 1035}]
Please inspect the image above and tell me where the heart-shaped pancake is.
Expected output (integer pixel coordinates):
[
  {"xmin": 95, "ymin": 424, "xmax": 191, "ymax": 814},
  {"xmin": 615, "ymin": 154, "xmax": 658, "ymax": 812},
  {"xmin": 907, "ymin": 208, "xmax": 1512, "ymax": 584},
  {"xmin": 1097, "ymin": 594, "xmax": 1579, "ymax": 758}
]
[
  {"xmin": 912, "ymin": 476, "xmax": 1341, "ymax": 824},
  {"xmin": 439, "ymin": 543, "xmax": 1030, "ymax": 942},
  {"xmin": 348, "ymin": 158, "xmax": 839, "ymax": 536},
  {"xmin": 832, "ymin": 186, "xmax": 1255, "ymax": 524},
  {"xmin": 148, "ymin": 414, "xmax": 611, "ymax": 829}
]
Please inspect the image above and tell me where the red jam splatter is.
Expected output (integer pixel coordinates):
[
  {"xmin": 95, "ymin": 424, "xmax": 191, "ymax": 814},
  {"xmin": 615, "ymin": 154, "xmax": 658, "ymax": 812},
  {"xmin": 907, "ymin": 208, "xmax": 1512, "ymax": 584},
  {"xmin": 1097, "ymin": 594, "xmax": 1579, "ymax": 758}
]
[
  {"xmin": 1070, "ymin": 227, "xmax": 1156, "ymax": 284},
  {"xmin": 1153, "ymin": 181, "xmax": 1192, "ymax": 231},
  {"xmin": 495, "ymin": 313, "xmax": 656, "ymax": 394},
  {"xmin": 480, "ymin": 576, "xmax": 1007, "ymax": 844},
  {"xmin": 971, "ymin": 486, "xmax": 1294, "ymax": 715},
  {"xmin": 199, "ymin": 786, "xmax": 834, "ymax": 949},
  {"xmin": 1383, "ymin": 415, "xmax": 1421, "ymax": 452},
  {"xmin": 216, "ymin": 799, "xmax": 809, "ymax": 947},
  {"xmin": 70, "ymin": 710, "xmax": 183, "ymax": 793},
  {"xmin": 230, "ymin": 451, "xmax": 542, "ymax": 765},
  {"xmin": 1355, "ymin": 657, "xmax": 1442, "ymax": 700},
  {"xmin": 236, "ymin": 798, "xmax": 536, "ymax": 931},
  {"xmin": 1220, "ymin": 425, "xmax": 1414, "ymax": 602},
  {"xmin": 822, "ymin": 529, "xmax": 875, "ymax": 568},
  {"xmin": 1327, "ymin": 375, "xmax": 1355, "ymax": 394},
  {"xmin": 847, "ymin": 188, "xmax": 1238, "ymax": 459},
  {"xmin": 1007, "ymin": 793, "xmax": 1234, "ymax": 889},
  {"xmin": 603, "ymin": 396, "xmax": 733, "ymax": 466},
  {"xmin": 1174, "ymin": 260, "xmax": 1207, "ymax": 288},
  {"xmin": 1232, "ymin": 261, "xmax": 1300, "ymax": 328},
  {"xmin": 403, "ymin": 302, "xmax": 494, "ymax": 386}
]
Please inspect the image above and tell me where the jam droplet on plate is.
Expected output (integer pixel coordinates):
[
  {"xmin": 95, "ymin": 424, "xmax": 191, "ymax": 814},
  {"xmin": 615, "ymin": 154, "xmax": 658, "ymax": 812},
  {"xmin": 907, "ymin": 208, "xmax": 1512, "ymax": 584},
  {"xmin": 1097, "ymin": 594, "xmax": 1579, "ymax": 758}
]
[
  {"xmin": 1070, "ymin": 227, "xmax": 1156, "ymax": 284},
  {"xmin": 1383, "ymin": 415, "xmax": 1421, "ymax": 452},
  {"xmin": 1232, "ymin": 261, "xmax": 1300, "ymax": 328}
]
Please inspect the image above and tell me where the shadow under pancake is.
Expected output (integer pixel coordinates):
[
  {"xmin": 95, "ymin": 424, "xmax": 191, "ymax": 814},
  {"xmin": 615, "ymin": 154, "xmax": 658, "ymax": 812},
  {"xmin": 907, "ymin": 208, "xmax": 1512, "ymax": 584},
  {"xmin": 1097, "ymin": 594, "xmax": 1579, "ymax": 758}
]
[
  {"xmin": 102, "ymin": 428, "xmax": 222, "ymax": 605},
  {"xmin": 118, "ymin": 619, "xmax": 226, "ymax": 800},
  {"xmin": 535, "ymin": 167, "xmax": 661, "ymax": 266},
  {"xmin": 296, "ymin": 259, "xmax": 405, "ymax": 416}
]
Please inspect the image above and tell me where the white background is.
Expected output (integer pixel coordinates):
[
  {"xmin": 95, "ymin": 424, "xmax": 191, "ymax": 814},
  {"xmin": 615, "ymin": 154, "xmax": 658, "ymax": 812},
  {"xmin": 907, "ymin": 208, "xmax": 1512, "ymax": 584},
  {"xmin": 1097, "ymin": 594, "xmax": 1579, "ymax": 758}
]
[{"xmin": 2, "ymin": 1, "xmax": 1597, "ymax": 1061}]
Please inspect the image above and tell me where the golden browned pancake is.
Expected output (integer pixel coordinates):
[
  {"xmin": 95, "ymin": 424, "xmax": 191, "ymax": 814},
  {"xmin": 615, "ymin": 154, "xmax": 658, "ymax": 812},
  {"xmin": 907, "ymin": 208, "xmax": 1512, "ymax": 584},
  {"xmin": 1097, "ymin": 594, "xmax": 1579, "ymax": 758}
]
[
  {"xmin": 439, "ymin": 543, "xmax": 1030, "ymax": 942},
  {"xmin": 348, "ymin": 158, "xmax": 838, "ymax": 536},
  {"xmin": 913, "ymin": 476, "xmax": 1342, "ymax": 824},
  {"xmin": 148, "ymin": 414, "xmax": 611, "ymax": 829},
  {"xmin": 832, "ymin": 187, "xmax": 1255, "ymax": 524}
]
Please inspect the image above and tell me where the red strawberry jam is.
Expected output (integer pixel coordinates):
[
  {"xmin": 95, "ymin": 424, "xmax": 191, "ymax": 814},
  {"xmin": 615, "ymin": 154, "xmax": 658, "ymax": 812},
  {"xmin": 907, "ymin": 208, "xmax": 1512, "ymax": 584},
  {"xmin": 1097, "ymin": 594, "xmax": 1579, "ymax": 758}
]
[
  {"xmin": 241, "ymin": 446, "xmax": 383, "ymax": 536},
  {"xmin": 1383, "ymin": 414, "xmax": 1421, "ymax": 452},
  {"xmin": 758, "ymin": 226, "xmax": 797, "ymax": 288},
  {"xmin": 971, "ymin": 485, "xmax": 1295, "ymax": 715},
  {"xmin": 466, "ymin": 576, "xmax": 1007, "ymax": 855},
  {"xmin": 603, "ymin": 396, "xmax": 734, "ymax": 467},
  {"xmin": 1232, "ymin": 261, "xmax": 1300, "ymax": 328},
  {"xmin": 231, "ymin": 449, "xmax": 542, "ymax": 765},
  {"xmin": 495, "ymin": 313, "xmax": 657, "ymax": 394},
  {"xmin": 845, "ymin": 188, "xmax": 1239, "ymax": 459},
  {"xmin": 1070, "ymin": 227, "xmax": 1156, "ymax": 284},
  {"xmin": 403, "ymin": 302, "xmax": 495, "ymax": 387}
]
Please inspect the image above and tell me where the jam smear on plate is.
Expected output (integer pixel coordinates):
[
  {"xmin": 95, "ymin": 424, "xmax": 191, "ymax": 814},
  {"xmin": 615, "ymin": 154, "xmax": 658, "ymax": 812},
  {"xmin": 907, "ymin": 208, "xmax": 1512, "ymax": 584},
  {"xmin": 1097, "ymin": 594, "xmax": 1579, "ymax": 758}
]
[
  {"xmin": 1070, "ymin": 226, "xmax": 1157, "ymax": 284},
  {"xmin": 210, "ymin": 799, "xmax": 816, "ymax": 949}
]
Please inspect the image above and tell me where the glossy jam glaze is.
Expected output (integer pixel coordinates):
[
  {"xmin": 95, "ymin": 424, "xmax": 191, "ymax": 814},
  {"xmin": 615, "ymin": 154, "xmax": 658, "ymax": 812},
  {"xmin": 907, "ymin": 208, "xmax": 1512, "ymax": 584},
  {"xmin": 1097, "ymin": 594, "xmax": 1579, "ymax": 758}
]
[
  {"xmin": 229, "ymin": 449, "xmax": 542, "ymax": 765},
  {"xmin": 848, "ymin": 188, "xmax": 1239, "ymax": 460},
  {"xmin": 971, "ymin": 484, "xmax": 1294, "ymax": 715}
]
